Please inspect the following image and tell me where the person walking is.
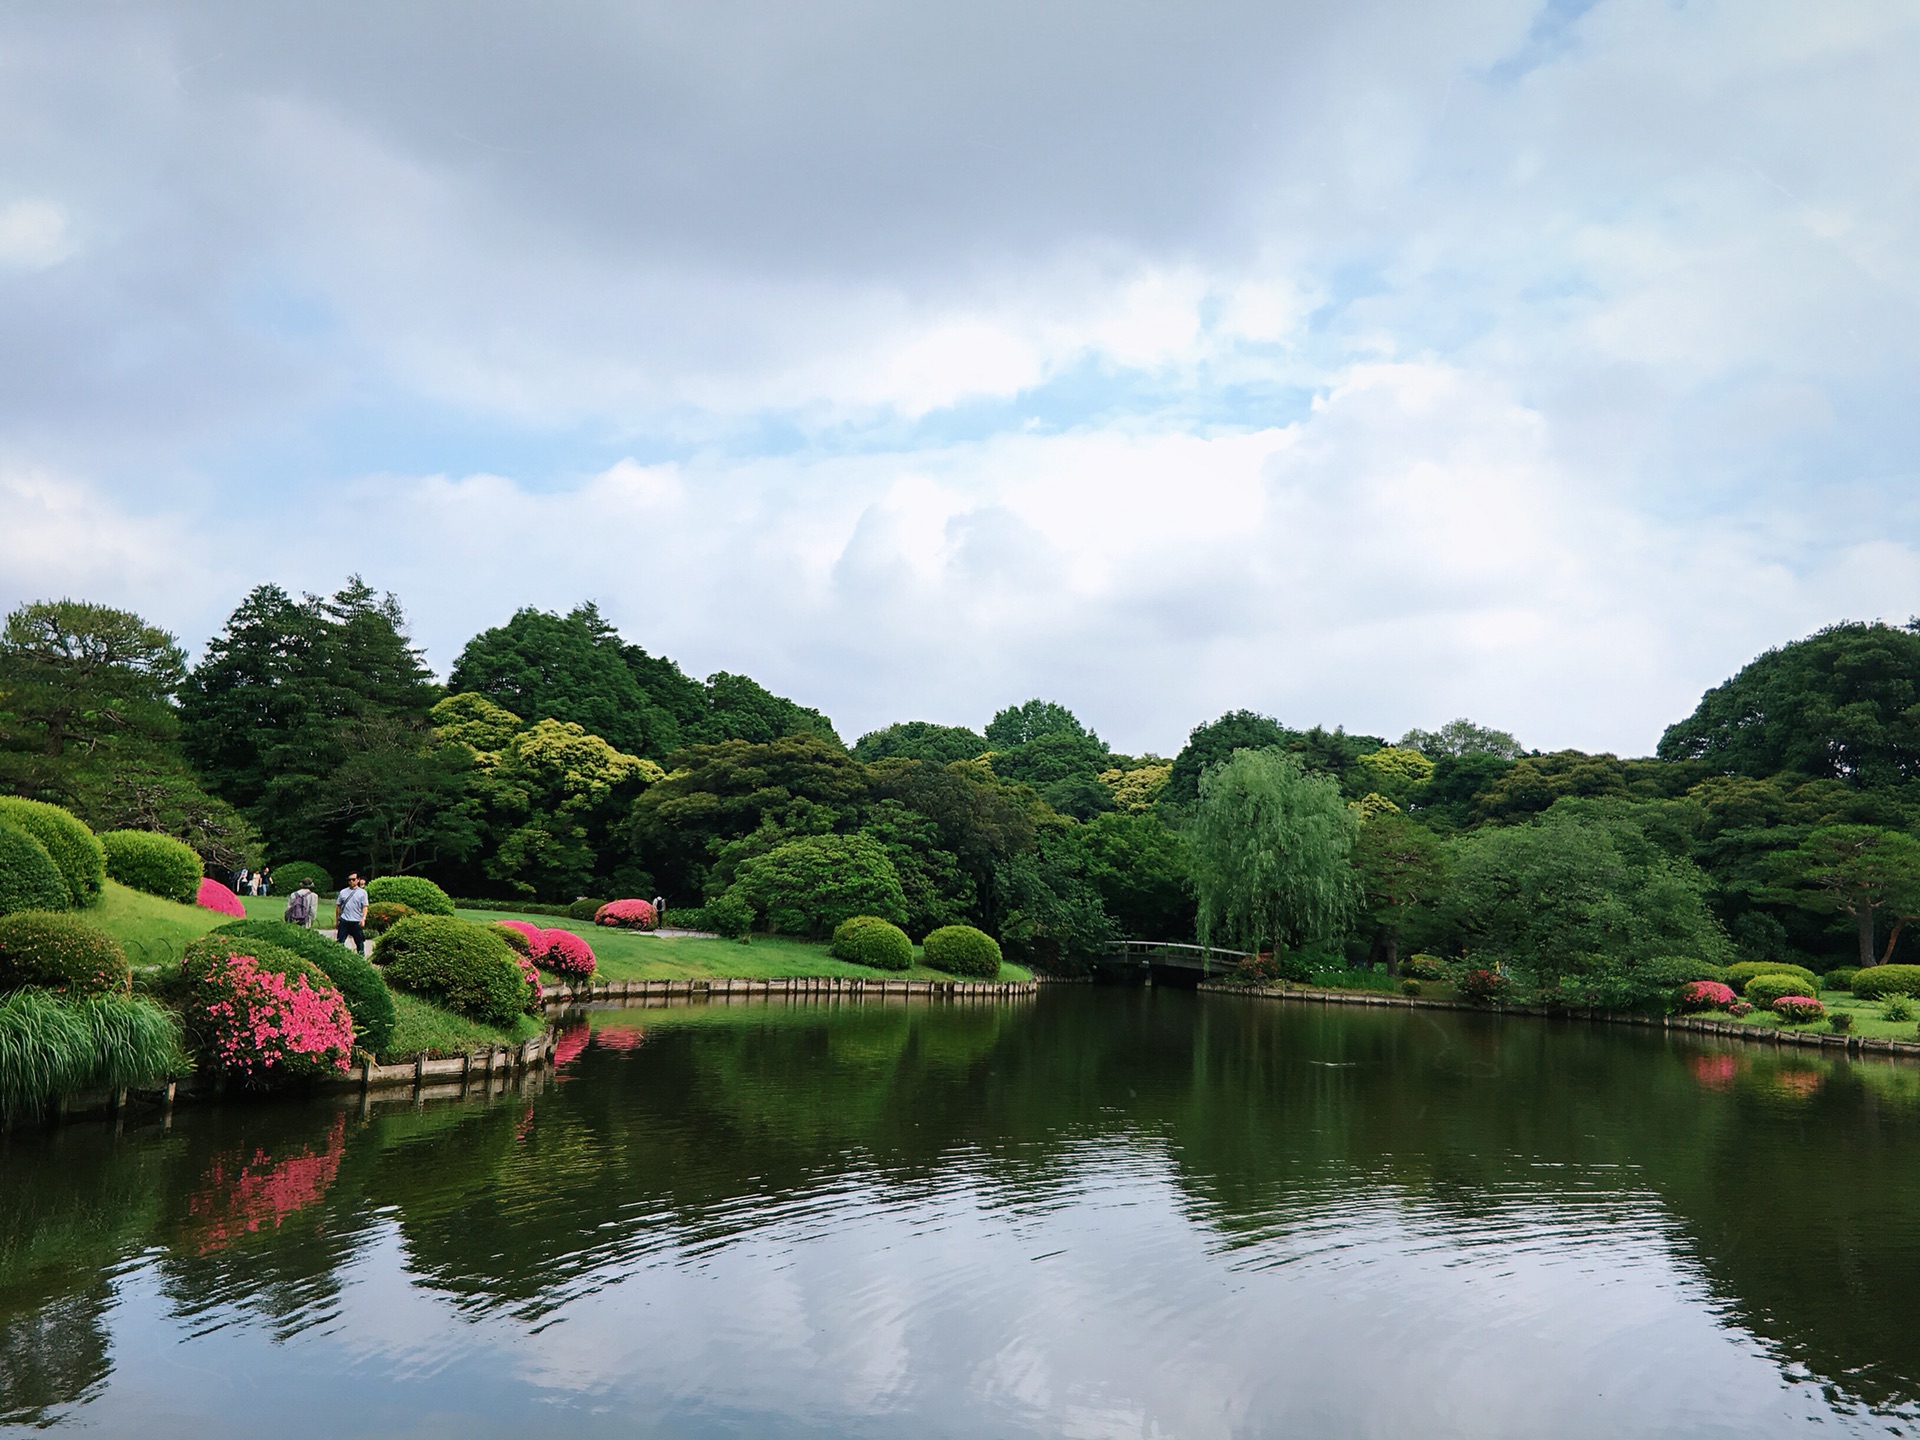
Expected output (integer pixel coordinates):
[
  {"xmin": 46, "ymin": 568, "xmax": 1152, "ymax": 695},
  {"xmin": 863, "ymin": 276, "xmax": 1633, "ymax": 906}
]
[
  {"xmin": 284, "ymin": 877, "xmax": 318, "ymax": 928},
  {"xmin": 259, "ymin": 865, "xmax": 273, "ymax": 895},
  {"xmin": 336, "ymin": 873, "xmax": 371, "ymax": 954},
  {"xmin": 234, "ymin": 866, "xmax": 250, "ymax": 895}
]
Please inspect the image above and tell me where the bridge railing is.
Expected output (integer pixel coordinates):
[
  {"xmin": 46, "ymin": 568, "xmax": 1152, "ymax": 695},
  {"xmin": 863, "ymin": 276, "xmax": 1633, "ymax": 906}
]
[{"xmin": 1100, "ymin": 940, "xmax": 1253, "ymax": 974}]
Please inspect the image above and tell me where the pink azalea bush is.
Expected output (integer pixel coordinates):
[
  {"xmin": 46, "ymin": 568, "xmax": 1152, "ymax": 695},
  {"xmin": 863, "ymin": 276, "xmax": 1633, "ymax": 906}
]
[
  {"xmin": 512, "ymin": 951, "xmax": 545, "ymax": 1010},
  {"xmin": 540, "ymin": 928, "xmax": 597, "ymax": 978},
  {"xmin": 182, "ymin": 942, "xmax": 353, "ymax": 1079},
  {"xmin": 594, "ymin": 898, "xmax": 657, "ymax": 931},
  {"xmin": 497, "ymin": 919, "xmax": 551, "ymax": 959},
  {"xmin": 1457, "ymin": 968, "xmax": 1509, "ymax": 1004},
  {"xmin": 1773, "ymin": 995, "xmax": 1826, "ymax": 1025},
  {"xmin": 1677, "ymin": 980, "xmax": 1737, "ymax": 1012},
  {"xmin": 195, "ymin": 876, "xmax": 247, "ymax": 917}
]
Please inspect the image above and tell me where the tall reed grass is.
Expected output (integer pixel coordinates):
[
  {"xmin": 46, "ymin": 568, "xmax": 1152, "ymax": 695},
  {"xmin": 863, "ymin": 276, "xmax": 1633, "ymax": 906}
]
[{"xmin": 0, "ymin": 990, "xmax": 187, "ymax": 1119}]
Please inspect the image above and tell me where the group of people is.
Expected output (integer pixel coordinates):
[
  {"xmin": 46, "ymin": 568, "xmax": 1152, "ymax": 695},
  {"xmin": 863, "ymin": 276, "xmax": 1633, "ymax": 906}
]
[
  {"xmin": 232, "ymin": 865, "xmax": 273, "ymax": 896},
  {"xmin": 279, "ymin": 872, "xmax": 372, "ymax": 955}
]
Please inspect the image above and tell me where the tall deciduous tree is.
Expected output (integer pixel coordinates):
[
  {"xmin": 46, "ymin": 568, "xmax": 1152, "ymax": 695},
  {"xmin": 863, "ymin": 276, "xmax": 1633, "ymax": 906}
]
[
  {"xmin": 1191, "ymin": 750, "xmax": 1357, "ymax": 956},
  {"xmin": 1351, "ymin": 810, "xmax": 1446, "ymax": 975},
  {"xmin": 1774, "ymin": 824, "xmax": 1920, "ymax": 968}
]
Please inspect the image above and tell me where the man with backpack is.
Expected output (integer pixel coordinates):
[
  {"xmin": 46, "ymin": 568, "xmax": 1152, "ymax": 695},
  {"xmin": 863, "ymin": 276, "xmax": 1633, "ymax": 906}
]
[{"xmin": 284, "ymin": 878, "xmax": 318, "ymax": 928}]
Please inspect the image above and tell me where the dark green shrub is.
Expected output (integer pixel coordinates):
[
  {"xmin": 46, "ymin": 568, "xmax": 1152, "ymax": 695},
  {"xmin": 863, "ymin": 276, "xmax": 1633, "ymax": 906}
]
[
  {"xmin": 1824, "ymin": 966, "xmax": 1861, "ymax": 994},
  {"xmin": 1636, "ymin": 956, "xmax": 1729, "ymax": 986},
  {"xmin": 663, "ymin": 906, "xmax": 709, "ymax": 931},
  {"xmin": 366, "ymin": 875, "xmax": 455, "ymax": 916},
  {"xmin": 0, "ymin": 912, "xmax": 131, "ymax": 996},
  {"xmin": 490, "ymin": 922, "xmax": 533, "ymax": 956},
  {"xmin": 365, "ymin": 901, "xmax": 414, "ymax": 935},
  {"xmin": 922, "ymin": 924, "xmax": 1002, "ymax": 979},
  {"xmin": 211, "ymin": 919, "xmax": 396, "ymax": 1057},
  {"xmin": 1723, "ymin": 960, "xmax": 1822, "ymax": 996},
  {"xmin": 831, "ymin": 915, "xmax": 913, "ymax": 971},
  {"xmin": 1881, "ymin": 996, "xmax": 1915, "ymax": 1021},
  {"xmin": 100, "ymin": 829, "xmax": 203, "ymax": 903},
  {"xmin": 374, "ymin": 915, "xmax": 531, "ymax": 1026},
  {"xmin": 1827, "ymin": 1009, "xmax": 1854, "ymax": 1033},
  {"xmin": 567, "ymin": 897, "xmax": 605, "ymax": 922},
  {"xmin": 0, "ymin": 822, "xmax": 71, "ymax": 917},
  {"xmin": 274, "ymin": 861, "xmax": 333, "ymax": 894},
  {"xmin": 1400, "ymin": 978, "xmax": 1422, "ymax": 996},
  {"xmin": 730, "ymin": 835, "xmax": 908, "ymax": 937},
  {"xmin": 0, "ymin": 798, "xmax": 104, "ymax": 908},
  {"xmin": 706, "ymin": 892, "xmax": 754, "ymax": 939},
  {"xmin": 1745, "ymin": 973, "xmax": 1817, "ymax": 1006},
  {"xmin": 1854, "ymin": 964, "xmax": 1920, "ymax": 1000}
]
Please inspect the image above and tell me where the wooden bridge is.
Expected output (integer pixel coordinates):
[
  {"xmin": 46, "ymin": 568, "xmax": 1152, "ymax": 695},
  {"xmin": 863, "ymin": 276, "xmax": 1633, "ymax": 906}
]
[{"xmin": 1094, "ymin": 940, "xmax": 1253, "ymax": 985}]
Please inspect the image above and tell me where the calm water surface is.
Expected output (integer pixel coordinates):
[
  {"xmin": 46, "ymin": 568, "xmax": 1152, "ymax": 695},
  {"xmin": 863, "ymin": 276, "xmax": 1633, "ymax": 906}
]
[{"xmin": 4, "ymin": 987, "xmax": 1920, "ymax": 1438}]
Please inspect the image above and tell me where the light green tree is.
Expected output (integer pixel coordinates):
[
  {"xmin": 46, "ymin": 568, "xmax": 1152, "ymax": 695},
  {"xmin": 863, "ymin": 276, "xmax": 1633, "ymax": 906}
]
[{"xmin": 1191, "ymin": 749, "xmax": 1357, "ymax": 956}]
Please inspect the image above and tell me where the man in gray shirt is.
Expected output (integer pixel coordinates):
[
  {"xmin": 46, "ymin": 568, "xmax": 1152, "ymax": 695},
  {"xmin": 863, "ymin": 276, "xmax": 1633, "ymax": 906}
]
[{"xmin": 336, "ymin": 873, "xmax": 371, "ymax": 954}]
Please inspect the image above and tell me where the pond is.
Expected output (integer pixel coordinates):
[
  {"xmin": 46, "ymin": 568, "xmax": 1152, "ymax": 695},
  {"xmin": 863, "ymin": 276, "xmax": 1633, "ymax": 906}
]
[{"xmin": 4, "ymin": 987, "xmax": 1920, "ymax": 1438}]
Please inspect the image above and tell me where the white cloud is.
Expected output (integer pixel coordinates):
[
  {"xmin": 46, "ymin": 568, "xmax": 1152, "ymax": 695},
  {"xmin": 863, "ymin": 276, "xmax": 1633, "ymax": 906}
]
[{"xmin": 0, "ymin": 200, "xmax": 71, "ymax": 268}]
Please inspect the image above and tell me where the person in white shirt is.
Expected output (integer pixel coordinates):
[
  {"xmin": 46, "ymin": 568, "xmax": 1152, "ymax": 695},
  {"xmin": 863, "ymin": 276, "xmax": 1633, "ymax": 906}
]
[{"xmin": 336, "ymin": 874, "xmax": 371, "ymax": 954}]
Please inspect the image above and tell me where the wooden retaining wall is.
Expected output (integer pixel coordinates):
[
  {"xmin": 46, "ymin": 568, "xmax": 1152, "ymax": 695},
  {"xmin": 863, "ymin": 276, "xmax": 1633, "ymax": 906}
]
[
  {"xmin": 1199, "ymin": 980, "xmax": 1920, "ymax": 1063},
  {"xmin": 538, "ymin": 975, "xmax": 1037, "ymax": 1007}
]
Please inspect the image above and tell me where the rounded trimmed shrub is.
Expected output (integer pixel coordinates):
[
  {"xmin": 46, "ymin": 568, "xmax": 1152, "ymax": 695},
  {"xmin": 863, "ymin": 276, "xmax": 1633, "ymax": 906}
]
[
  {"xmin": 374, "ymin": 915, "xmax": 533, "ymax": 1025},
  {"xmin": 194, "ymin": 876, "xmax": 246, "ymax": 917},
  {"xmin": 179, "ymin": 935, "xmax": 354, "ymax": 1080},
  {"xmin": 100, "ymin": 829, "xmax": 202, "ymax": 903},
  {"xmin": 0, "ymin": 823, "xmax": 69, "ymax": 918},
  {"xmin": 706, "ymin": 891, "xmax": 753, "ymax": 939},
  {"xmin": 1723, "ymin": 961, "xmax": 1822, "ymax": 996},
  {"xmin": 730, "ymin": 835, "xmax": 908, "ymax": 937},
  {"xmin": 1676, "ymin": 979, "xmax": 1737, "ymax": 1012},
  {"xmin": 921, "ymin": 924, "xmax": 1002, "ymax": 979},
  {"xmin": 211, "ymin": 918, "xmax": 396, "ymax": 1058},
  {"xmin": 567, "ymin": 897, "xmax": 605, "ymax": 922},
  {"xmin": 1823, "ymin": 966, "xmax": 1861, "ymax": 994},
  {"xmin": 1772, "ymin": 994, "xmax": 1825, "ymax": 1025},
  {"xmin": 366, "ymin": 875, "xmax": 455, "ymax": 916},
  {"xmin": 595, "ymin": 898, "xmax": 657, "ymax": 931},
  {"xmin": 495, "ymin": 919, "xmax": 550, "ymax": 958},
  {"xmin": 0, "ymin": 798, "xmax": 104, "ymax": 908},
  {"xmin": 490, "ymin": 921, "xmax": 534, "ymax": 956},
  {"xmin": 1828, "ymin": 1008, "xmax": 1854, "ymax": 1033},
  {"xmin": 365, "ymin": 900, "xmax": 414, "ymax": 935},
  {"xmin": 273, "ymin": 861, "xmax": 333, "ymax": 894},
  {"xmin": 1745, "ymin": 973, "xmax": 1818, "ymax": 1006},
  {"xmin": 1853, "ymin": 964, "xmax": 1920, "ymax": 1001},
  {"xmin": 831, "ymin": 915, "xmax": 912, "ymax": 971},
  {"xmin": 539, "ymin": 928, "xmax": 597, "ymax": 979},
  {"xmin": 0, "ymin": 912, "xmax": 131, "ymax": 996}
]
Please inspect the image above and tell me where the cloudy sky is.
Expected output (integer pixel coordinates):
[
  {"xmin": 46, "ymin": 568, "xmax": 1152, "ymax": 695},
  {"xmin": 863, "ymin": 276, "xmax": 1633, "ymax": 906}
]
[{"xmin": 2, "ymin": 1, "xmax": 1916, "ymax": 757}]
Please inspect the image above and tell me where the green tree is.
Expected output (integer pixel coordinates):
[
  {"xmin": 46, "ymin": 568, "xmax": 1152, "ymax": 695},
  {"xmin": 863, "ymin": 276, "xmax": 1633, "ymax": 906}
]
[
  {"xmin": 1166, "ymin": 710, "xmax": 1297, "ymax": 808},
  {"xmin": 693, "ymin": 672, "xmax": 841, "ymax": 748},
  {"xmin": 1399, "ymin": 718, "xmax": 1523, "ymax": 759},
  {"xmin": 991, "ymin": 827, "xmax": 1114, "ymax": 975},
  {"xmin": 448, "ymin": 605, "xmax": 684, "ymax": 760},
  {"xmin": 1071, "ymin": 810, "xmax": 1193, "ymax": 941},
  {"xmin": 985, "ymin": 699, "xmax": 1091, "ymax": 748},
  {"xmin": 1191, "ymin": 750, "xmax": 1358, "ymax": 956},
  {"xmin": 1772, "ymin": 825, "xmax": 1920, "ymax": 969},
  {"xmin": 851, "ymin": 721, "xmax": 987, "ymax": 766},
  {"xmin": 1351, "ymin": 810, "xmax": 1447, "ymax": 975},
  {"xmin": 1658, "ymin": 621, "xmax": 1920, "ymax": 786},
  {"xmin": 729, "ymin": 834, "xmax": 908, "ymax": 936},
  {"xmin": 0, "ymin": 600, "xmax": 186, "ymax": 775}
]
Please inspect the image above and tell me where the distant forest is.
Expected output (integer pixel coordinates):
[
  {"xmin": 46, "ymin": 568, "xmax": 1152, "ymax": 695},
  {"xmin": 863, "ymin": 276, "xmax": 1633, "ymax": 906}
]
[{"xmin": 5, "ymin": 579, "xmax": 1920, "ymax": 979}]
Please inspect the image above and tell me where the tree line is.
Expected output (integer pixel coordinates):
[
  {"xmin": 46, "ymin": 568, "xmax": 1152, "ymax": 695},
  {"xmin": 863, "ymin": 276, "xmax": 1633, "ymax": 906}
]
[{"xmin": 3, "ymin": 580, "xmax": 1918, "ymax": 981}]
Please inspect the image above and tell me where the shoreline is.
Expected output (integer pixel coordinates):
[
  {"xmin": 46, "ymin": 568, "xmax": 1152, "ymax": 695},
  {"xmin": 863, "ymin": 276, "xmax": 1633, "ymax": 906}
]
[{"xmin": 1200, "ymin": 980, "xmax": 1920, "ymax": 1063}]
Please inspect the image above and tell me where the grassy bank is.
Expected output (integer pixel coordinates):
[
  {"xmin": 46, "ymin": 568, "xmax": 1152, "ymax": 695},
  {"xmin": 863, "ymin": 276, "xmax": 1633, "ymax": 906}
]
[
  {"xmin": 455, "ymin": 905, "xmax": 1034, "ymax": 985},
  {"xmin": 385, "ymin": 992, "xmax": 543, "ymax": 1059}
]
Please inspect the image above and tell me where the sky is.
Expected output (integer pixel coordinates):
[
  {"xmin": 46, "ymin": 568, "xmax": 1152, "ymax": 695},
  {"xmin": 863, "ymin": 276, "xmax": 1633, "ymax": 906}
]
[{"xmin": 2, "ymin": 0, "xmax": 1917, "ymax": 759}]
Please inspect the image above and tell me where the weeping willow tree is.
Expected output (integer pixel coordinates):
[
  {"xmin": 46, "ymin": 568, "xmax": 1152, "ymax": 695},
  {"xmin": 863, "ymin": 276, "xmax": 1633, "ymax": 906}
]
[{"xmin": 1191, "ymin": 749, "xmax": 1358, "ymax": 956}]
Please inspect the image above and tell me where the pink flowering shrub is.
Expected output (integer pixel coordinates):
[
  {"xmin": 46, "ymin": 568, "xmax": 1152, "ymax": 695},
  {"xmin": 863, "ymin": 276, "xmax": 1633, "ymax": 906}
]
[
  {"xmin": 180, "ymin": 938, "xmax": 353, "ymax": 1080},
  {"xmin": 594, "ymin": 898, "xmax": 657, "ymax": 931},
  {"xmin": 497, "ymin": 919, "xmax": 550, "ymax": 959},
  {"xmin": 1773, "ymin": 995, "xmax": 1826, "ymax": 1025},
  {"xmin": 512, "ymin": 951, "xmax": 545, "ymax": 1011},
  {"xmin": 1458, "ymin": 968, "xmax": 1509, "ymax": 1004},
  {"xmin": 1677, "ymin": 980, "xmax": 1737, "ymax": 1012},
  {"xmin": 195, "ymin": 877, "xmax": 247, "ymax": 917},
  {"xmin": 1729, "ymin": 1002, "xmax": 1754, "ymax": 1017},
  {"xmin": 540, "ymin": 928, "xmax": 597, "ymax": 978}
]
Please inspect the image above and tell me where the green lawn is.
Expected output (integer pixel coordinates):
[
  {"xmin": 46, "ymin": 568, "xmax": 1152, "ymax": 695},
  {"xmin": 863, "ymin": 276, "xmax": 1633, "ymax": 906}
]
[
  {"xmin": 454, "ymin": 905, "xmax": 1033, "ymax": 985},
  {"xmin": 1706, "ymin": 990, "xmax": 1920, "ymax": 1042},
  {"xmin": 87, "ymin": 880, "xmax": 226, "ymax": 968},
  {"xmin": 383, "ymin": 991, "xmax": 543, "ymax": 1061}
]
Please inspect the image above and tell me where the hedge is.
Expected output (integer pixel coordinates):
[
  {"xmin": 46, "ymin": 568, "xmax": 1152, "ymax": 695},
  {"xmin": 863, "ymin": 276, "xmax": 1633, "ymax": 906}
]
[
  {"xmin": 101, "ymin": 829, "xmax": 204, "ymax": 904},
  {"xmin": 0, "ymin": 824, "xmax": 70, "ymax": 918},
  {"xmin": 212, "ymin": 918, "xmax": 396, "ymax": 1057},
  {"xmin": 0, "ymin": 798, "xmax": 104, "ymax": 909},
  {"xmin": 273, "ymin": 861, "xmax": 333, "ymax": 894},
  {"xmin": 831, "ymin": 915, "xmax": 913, "ymax": 971},
  {"xmin": 1723, "ymin": 960, "xmax": 1823, "ymax": 995},
  {"xmin": 1744, "ymin": 973, "xmax": 1818, "ymax": 1006},
  {"xmin": 1853, "ymin": 964, "xmax": 1920, "ymax": 1001},
  {"xmin": 567, "ymin": 897, "xmax": 605, "ymax": 922},
  {"xmin": 366, "ymin": 875, "xmax": 455, "ymax": 916},
  {"xmin": 922, "ymin": 924, "xmax": 1002, "ymax": 979},
  {"xmin": 1824, "ymin": 966, "xmax": 1861, "ymax": 994},
  {"xmin": 0, "ymin": 912, "xmax": 131, "ymax": 997},
  {"xmin": 179, "ymin": 935, "xmax": 354, "ymax": 1080},
  {"xmin": 374, "ymin": 915, "xmax": 533, "ymax": 1025}
]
